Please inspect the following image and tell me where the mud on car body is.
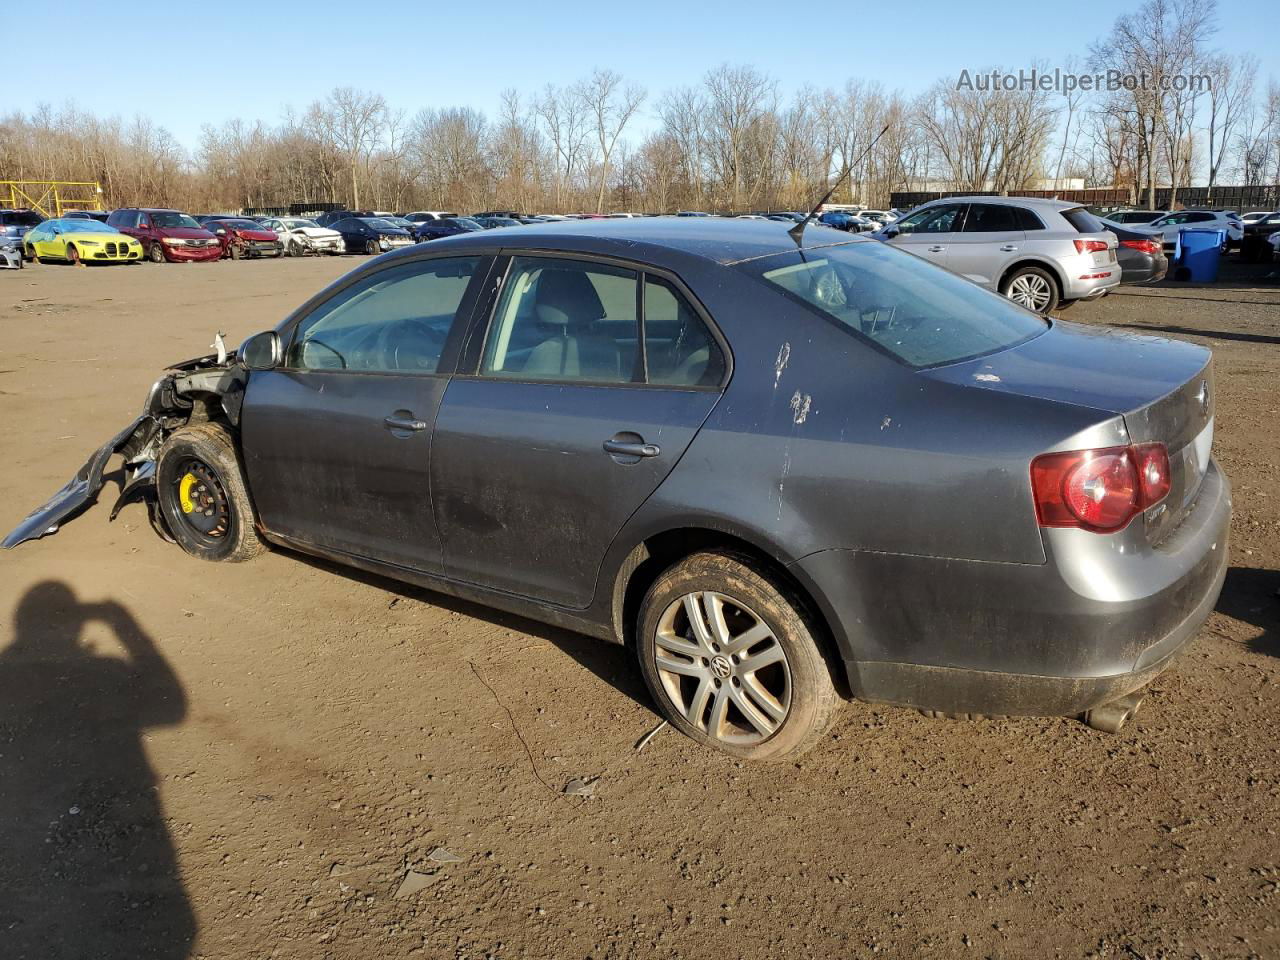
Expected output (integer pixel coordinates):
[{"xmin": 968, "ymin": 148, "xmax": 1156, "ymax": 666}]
[{"xmin": 3, "ymin": 219, "xmax": 1231, "ymax": 759}]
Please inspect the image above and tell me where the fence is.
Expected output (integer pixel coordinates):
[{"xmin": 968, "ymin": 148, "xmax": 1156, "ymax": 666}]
[{"xmin": 890, "ymin": 185, "xmax": 1280, "ymax": 213}]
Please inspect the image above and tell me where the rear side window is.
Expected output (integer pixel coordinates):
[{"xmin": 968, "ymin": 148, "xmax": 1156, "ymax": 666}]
[
  {"xmin": 1013, "ymin": 207, "xmax": 1045, "ymax": 230},
  {"xmin": 643, "ymin": 277, "xmax": 725, "ymax": 387},
  {"xmin": 482, "ymin": 258, "xmax": 641, "ymax": 384},
  {"xmin": 744, "ymin": 240, "xmax": 1046, "ymax": 369},
  {"xmin": 962, "ymin": 204, "xmax": 1019, "ymax": 232},
  {"xmin": 288, "ymin": 257, "xmax": 479, "ymax": 373},
  {"xmin": 1061, "ymin": 207, "xmax": 1106, "ymax": 233}
]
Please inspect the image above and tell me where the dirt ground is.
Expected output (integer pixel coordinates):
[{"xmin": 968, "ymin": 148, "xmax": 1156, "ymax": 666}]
[{"xmin": 1, "ymin": 252, "xmax": 1278, "ymax": 960}]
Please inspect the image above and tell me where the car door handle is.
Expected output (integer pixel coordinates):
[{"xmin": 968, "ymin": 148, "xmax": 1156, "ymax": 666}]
[
  {"xmin": 384, "ymin": 415, "xmax": 428, "ymax": 432},
  {"xmin": 603, "ymin": 439, "xmax": 661, "ymax": 458},
  {"xmin": 999, "ymin": 244, "xmax": 1018, "ymax": 252},
  {"xmin": 927, "ymin": 245, "xmax": 945, "ymax": 252}
]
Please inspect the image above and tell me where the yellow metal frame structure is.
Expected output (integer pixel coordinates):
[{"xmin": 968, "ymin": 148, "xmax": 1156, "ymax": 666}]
[{"xmin": 0, "ymin": 181, "xmax": 104, "ymax": 217}]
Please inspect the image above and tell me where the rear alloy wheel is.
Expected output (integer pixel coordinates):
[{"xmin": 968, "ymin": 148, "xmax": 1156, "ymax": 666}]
[
  {"xmin": 1001, "ymin": 265, "xmax": 1059, "ymax": 314},
  {"xmin": 637, "ymin": 552, "xmax": 839, "ymax": 760},
  {"xmin": 155, "ymin": 422, "xmax": 264, "ymax": 563},
  {"xmin": 149, "ymin": 242, "xmax": 166, "ymax": 263}
]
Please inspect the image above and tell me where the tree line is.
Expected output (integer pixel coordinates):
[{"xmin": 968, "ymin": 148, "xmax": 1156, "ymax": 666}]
[{"xmin": 1, "ymin": 0, "xmax": 1276, "ymax": 215}]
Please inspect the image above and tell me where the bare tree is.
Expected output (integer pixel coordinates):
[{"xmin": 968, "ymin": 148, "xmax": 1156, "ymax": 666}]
[
  {"xmin": 310, "ymin": 87, "xmax": 387, "ymax": 209},
  {"xmin": 1204, "ymin": 53, "xmax": 1256, "ymax": 199},
  {"xmin": 578, "ymin": 69, "xmax": 646, "ymax": 213}
]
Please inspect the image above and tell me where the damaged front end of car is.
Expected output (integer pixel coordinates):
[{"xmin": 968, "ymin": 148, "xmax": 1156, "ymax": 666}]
[{"xmin": 2, "ymin": 334, "xmax": 248, "ymax": 549}]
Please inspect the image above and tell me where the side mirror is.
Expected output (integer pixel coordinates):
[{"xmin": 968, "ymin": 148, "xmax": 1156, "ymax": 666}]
[
  {"xmin": 883, "ymin": 224, "xmax": 900, "ymax": 238},
  {"xmin": 238, "ymin": 330, "xmax": 281, "ymax": 371}
]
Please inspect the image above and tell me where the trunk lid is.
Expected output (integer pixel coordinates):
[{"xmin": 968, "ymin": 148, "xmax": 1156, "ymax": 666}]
[{"xmin": 925, "ymin": 320, "xmax": 1214, "ymax": 543}]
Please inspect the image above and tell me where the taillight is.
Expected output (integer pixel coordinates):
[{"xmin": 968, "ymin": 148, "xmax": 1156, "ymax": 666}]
[
  {"xmin": 1030, "ymin": 443, "xmax": 1170, "ymax": 533},
  {"xmin": 1120, "ymin": 238, "xmax": 1161, "ymax": 256},
  {"xmin": 1074, "ymin": 238, "xmax": 1109, "ymax": 254}
]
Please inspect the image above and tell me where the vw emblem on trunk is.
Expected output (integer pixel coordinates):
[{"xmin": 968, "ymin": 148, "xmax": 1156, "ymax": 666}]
[{"xmin": 1196, "ymin": 379, "xmax": 1210, "ymax": 417}]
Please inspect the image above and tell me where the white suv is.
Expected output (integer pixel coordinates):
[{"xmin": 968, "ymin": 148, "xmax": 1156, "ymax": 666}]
[
  {"xmin": 874, "ymin": 196, "xmax": 1120, "ymax": 314},
  {"xmin": 1148, "ymin": 209, "xmax": 1243, "ymax": 254}
]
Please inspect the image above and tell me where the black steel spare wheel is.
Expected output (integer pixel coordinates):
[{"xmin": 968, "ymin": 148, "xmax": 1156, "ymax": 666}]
[{"xmin": 155, "ymin": 422, "xmax": 264, "ymax": 562}]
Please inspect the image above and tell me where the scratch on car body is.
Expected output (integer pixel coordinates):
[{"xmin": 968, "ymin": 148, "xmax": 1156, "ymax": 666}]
[
  {"xmin": 790, "ymin": 390, "xmax": 811, "ymax": 425},
  {"xmin": 774, "ymin": 342, "xmax": 791, "ymax": 389}
]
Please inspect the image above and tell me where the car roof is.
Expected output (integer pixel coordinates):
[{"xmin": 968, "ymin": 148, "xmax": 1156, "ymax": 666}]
[
  {"xmin": 382, "ymin": 216, "xmax": 870, "ymax": 266},
  {"xmin": 920, "ymin": 195, "xmax": 1082, "ymax": 211}
]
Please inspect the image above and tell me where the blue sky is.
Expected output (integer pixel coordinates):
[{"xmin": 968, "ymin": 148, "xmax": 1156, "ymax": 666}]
[{"xmin": 18, "ymin": 0, "xmax": 1280, "ymax": 149}]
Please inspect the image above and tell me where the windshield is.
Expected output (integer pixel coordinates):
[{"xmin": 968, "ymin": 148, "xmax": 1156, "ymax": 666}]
[
  {"xmin": 283, "ymin": 219, "xmax": 320, "ymax": 229},
  {"xmin": 218, "ymin": 220, "xmax": 265, "ymax": 230},
  {"xmin": 451, "ymin": 218, "xmax": 483, "ymax": 230},
  {"xmin": 152, "ymin": 212, "xmax": 202, "ymax": 229},
  {"xmin": 742, "ymin": 240, "xmax": 1048, "ymax": 368},
  {"xmin": 55, "ymin": 220, "xmax": 121, "ymax": 234},
  {"xmin": 361, "ymin": 218, "xmax": 399, "ymax": 231}
]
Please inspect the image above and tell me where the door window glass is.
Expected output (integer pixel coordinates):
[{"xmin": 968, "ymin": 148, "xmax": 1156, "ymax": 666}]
[
  {"xmin": 962, "ymin": 204, "xmax": 1019, "ymax": 232},
  {"xmin": 288, "ymin": 258, "xmax": 479, "ymax": 373},
  {"xmin": 481, "ymin": 258, "xmax": 640, "ymax": 383},
  {"xmin": 643, "ymin": 277, "xmax": 725, "ymax": 387},
  {"xmin": 897, "ymin": 204, "xmax": 964, "ymax": 234}
]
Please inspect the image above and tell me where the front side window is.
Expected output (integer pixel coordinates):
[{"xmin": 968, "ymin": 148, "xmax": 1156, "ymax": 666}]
[
  {"xmin": 743, "ymin": 240, "xmax": 1047, "ymax": 368},
  {"xmin": 288, "ymin": 258, "xmax": 479, "ymax": 373},
  {"xmin": 897, "ymin": 204, "xmax": 965, "ymax": 234},
  {"xmin": 482, "ymin": 258, "xmax": 640, "ymax": 383}
]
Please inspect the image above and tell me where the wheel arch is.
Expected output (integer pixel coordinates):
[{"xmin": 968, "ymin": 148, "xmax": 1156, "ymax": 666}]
[
  {"xmin": 998, "ymin": 257, "xmax": 1065, "ymax": 301},
  {"xmin": 608, "ymin": 524, "xmax": 847, "ymax": 692}
]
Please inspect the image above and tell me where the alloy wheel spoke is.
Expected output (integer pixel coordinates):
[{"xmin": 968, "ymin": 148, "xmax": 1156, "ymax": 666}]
[
  {"xmin": 655, "ymin": 629, "xmax": 702, "ymax": 660},
  {"xmin": 656, "ymin": 655, "xmax": 707, "ymax": 679},
  {"xmin": 729, "ymin": 684, "xmax": 778, "ymax": 735},
  {"xmin": 703, "ymin": 592, "xmax": 732, "ymax": 648},
  {"xmin": 737, "ymin": 642, "xmax": 785, "ymax": 677},
  {"xmin": 708, "ymin": 684, "xmax": 732, "ymax": 737},
  {"xmin": 686, "ymin": 677, "xmax": 714, "ymax": 728},
  {"xmin": 724, "ymin": 621, "xmax": 773, "ymax": 656},
  {"xmin": 682, "ymin": 594, "xmax": 715, "ymax": 651},
  {"xmin": 741, "ymin": 675, "xmax": 788, "ymax": 723}
]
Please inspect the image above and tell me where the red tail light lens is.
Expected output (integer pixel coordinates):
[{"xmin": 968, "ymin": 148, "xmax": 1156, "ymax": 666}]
[
  {"xmin": 1030, "ymin": 443, "xmax": 1170, "ymax": 533},
  {"xmin": 1074, "ymin": 238, "xmax": 1109, "ymax": 254},
  {"xmin": 1120, "ymin": 238, "xmax": 1161, "ymax": 256}
]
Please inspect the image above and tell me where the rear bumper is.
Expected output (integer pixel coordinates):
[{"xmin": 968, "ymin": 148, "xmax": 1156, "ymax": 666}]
[
  {"xmin": 790, "ymin": 459, "xmax": 1231, "ymax": 717},
  {"xmin": 1063, "ymin": 263, "xmax": 1122, "ymax": 300},
  {"xmin": 1120, "ymin": 256, "xmax": 1169, "ymax": 285}
]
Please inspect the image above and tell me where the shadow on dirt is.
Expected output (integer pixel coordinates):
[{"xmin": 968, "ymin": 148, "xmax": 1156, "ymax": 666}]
[
  {"xmin": 0, "ymin": 581, "xmax": 193, "ymax": 959},
  {"xmin": 1215, "ymin": 566, "xmax": 1280, "ymax": 658},
  {"xmin": 285, "ymin": 550, "xmax": 656, "ymax": 711},
  {"xmin": 1109, "ymin": 322, "xmax": 1280, "ymax": 346}
]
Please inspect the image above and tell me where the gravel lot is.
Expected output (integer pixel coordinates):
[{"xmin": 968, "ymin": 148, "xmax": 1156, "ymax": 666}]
[{"xmin": 1, "ymin": 253, "xmax": 1278, "ymax": 960}]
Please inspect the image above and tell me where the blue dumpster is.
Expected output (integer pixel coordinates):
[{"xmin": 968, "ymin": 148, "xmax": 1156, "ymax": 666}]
[{"xmin": 1175, "ymin": 228, "xmax": 1226, "ymax": 282}]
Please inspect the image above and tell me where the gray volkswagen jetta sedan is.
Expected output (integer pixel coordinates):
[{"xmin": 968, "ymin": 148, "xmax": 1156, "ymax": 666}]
[{"xmin": 4, "ymin": 218, "xmax": 1230, "ymax": 759}]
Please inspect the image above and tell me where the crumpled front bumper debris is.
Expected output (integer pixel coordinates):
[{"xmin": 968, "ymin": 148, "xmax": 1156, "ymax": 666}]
[{"xmin": 1, "ymin": 416, "xmax": 156, "ymax": 548}]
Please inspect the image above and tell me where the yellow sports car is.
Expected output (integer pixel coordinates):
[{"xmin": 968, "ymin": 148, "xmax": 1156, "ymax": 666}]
[{"xmin": 24, "ymin": 218, "xmax": 143, "ymax": 264}]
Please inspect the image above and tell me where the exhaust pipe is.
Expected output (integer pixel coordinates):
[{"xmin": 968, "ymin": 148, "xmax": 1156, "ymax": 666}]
[{"xmin": 1083, "ymin": 691, "xmax": 1145, "ymax": 734}]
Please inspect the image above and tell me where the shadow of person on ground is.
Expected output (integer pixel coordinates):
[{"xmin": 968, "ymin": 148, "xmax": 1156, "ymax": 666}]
[
  {"xmin": 1215, "ymin": 566, "xmax": 1279, "ymax": 659},
  {"xmin": 0, "ymin": 581, "xmax": 194, "ymax": 960}
]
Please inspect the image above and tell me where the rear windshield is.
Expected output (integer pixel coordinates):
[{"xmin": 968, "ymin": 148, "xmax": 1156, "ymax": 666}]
[
  {"xmin": 741, "ymin": 240, "xmax": 1047, "ymax": 369},
  {"xmin": 1061, "ymin": 207, "xmax": 1107, "ymax": 233},
  {"xmin": 2, "ymin": 211, "xmax": 45, "ymax": 226}
]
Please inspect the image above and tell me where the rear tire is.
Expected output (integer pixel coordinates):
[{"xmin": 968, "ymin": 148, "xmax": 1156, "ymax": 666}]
[
  {"xmin": 155, "ymin": 422, "xmax": 264, "ymax": 563},
  {"xmin": 1000, "ymin": 265, "xmax": 1059, "ymax": 314},
  {"xmin": 636, "ymin": 552, "xmax": 840, "ymax": 761}
]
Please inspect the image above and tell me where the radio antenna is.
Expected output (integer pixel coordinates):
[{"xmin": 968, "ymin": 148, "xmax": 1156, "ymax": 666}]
[{"xmin": 789, "ymin": 123, "xmax": 891, "ymax": 245}]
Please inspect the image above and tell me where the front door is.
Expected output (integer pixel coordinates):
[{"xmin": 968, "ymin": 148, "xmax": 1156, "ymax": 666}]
[
  {"xmin": 240, "ymin": 255, "xmax": 489, "ymax": 573},
  {"xmin": 887, "ymin": 202, "xmax": 968, "ymax": 270},
  {"xmin": 432, "ymin": 257, "xmax": 727, "ymax": 608}
]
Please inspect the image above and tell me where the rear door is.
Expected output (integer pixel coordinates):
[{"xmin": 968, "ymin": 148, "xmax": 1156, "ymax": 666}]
[
  {"xmin": 240, "ymin": 255, "xmax": 490, "ymax": 573},
  {"xmin": 431, "ymin": 255, "xmax": 727, "ymax": 608},
  {"xmin": 948, "ymin": 202, "xmax": 1026, "ymax": 290},
  {"xmin": 887, "ymin": 203, "xmax": 967, "ymax": 269}
]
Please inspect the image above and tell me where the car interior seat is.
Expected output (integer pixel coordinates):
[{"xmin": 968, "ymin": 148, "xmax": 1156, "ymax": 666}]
[{"xmin": 523, "ymin": 268, "xmax": 623, "ymax": 380}]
